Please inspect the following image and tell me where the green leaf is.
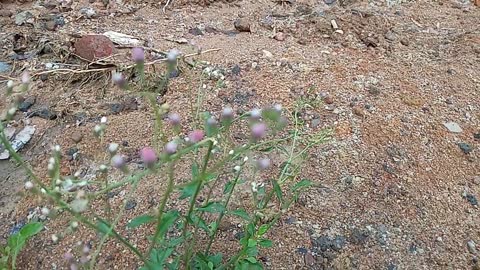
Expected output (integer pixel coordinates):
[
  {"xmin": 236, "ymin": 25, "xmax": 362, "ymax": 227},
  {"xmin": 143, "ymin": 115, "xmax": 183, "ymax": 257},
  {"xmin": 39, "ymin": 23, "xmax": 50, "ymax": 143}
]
[
  {"xmin": 272, "ymin": 179, "xmax": 283, "ymax": 203},
  {"xmin": 197, "ymin": 202, "xmax": 225, "ymax": 213},
  {"xmin": 292, "ymin": 179, "xmax": 313, "ymax": 192},
  {"xmin": 127, "ymin": 215, "xmax": 155, "ymax": 229},
  {"xmin": 247, "ymin": 239, "xmax": 257, "ymax": 247},
  {"xmin": 179, "ymin": 180, "xmax": 199, "ymax": 200},
  {"xmin": 223, "ymin": 180, "xmax": 234, "ymax": 194},
  {"xmin": 96, "ymin": 219, "xmax": 114, "ymax": 236},
  {"xmin": 245, "ymin": 257, "xmax": 257, "ymax": 264},
  {"xmin": 147, "ymin": 247, "xmax": 173, "ymax": 269},
  {"xmin": 18, "ymin": 222, "xmax": 43, "ymax": 238},
  {"xmin": 257, "ymin": 224, "xmax": 269, "ymax": 236},
  {"xmin": 155, "ymin": 211, "xmax": 180, "ymax": 241},
  {"xmin": 190, "ymin": 214, "xmax": 211, "ymax": 234},
  {"xmin": 229, "ymin": 209, "xmax": 251, "ymax": 221},
  {"xmin": 258, "ymin": 239, "xmax": 272, "ymax": 248},
  {"xmin": 191, "ymin": 162, "xmax": 199, "ymax": 179},
  {"xmin": 246, "ymin": 246, "xmax": 259, "ymax": 257}
]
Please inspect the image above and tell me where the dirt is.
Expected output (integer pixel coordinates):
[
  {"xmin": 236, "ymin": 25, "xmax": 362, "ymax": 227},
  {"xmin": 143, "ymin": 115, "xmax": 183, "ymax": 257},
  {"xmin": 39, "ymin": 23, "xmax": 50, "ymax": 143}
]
[{"xmin": 0, "ymin": 0, "xmax": 479, "ymax": 269}]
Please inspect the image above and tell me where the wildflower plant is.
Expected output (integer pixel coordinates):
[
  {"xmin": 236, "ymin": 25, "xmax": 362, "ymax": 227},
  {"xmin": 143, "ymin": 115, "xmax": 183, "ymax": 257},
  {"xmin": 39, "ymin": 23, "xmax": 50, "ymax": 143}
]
[{"xmin": 0, "ymin": 48, "xmax": 331, "ymax": 269}]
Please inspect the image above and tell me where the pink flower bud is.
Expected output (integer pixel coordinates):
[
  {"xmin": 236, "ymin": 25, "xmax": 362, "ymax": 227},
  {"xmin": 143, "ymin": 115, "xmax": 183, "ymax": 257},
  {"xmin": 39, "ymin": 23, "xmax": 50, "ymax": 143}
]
[
  {"xmin": 132, "ymin": 47, "xmax": 145, "ymax": 63},
  {"xmin": 164, "ymin": 141, "xmax": 178, "ymax": 154},
  {"xmin": 140, "ymin": 147, "xmax": 157, "ymax": 167},
  {"xmin": 251, "ymin": 122, "xmax": 267, "ymax": 140},
  {"xmin": 188, "ymin": 130, "xmax": 204, "ymax": 143}
]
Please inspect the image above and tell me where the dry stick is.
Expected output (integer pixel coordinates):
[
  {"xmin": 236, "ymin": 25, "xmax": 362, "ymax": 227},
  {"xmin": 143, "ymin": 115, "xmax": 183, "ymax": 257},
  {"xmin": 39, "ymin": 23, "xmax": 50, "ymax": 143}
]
[
  {"xmin": 163, "ymin": 0, "xmax": 173, "ymax": 13},
  {"xmin": 29, "ymin": 48, "xmax": 221, "ymax": 78}
]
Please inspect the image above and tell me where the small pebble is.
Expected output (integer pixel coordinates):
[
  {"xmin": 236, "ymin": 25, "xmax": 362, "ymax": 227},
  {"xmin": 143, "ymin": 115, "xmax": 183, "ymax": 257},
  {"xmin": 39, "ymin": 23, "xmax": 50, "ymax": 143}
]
[
  {"xmin": 457, "ymin": 143, "xmax": 473, "ymax": 154},
  {"xmin": 274, "ymin": 32, "xmax": 286, "ymax": 41}
]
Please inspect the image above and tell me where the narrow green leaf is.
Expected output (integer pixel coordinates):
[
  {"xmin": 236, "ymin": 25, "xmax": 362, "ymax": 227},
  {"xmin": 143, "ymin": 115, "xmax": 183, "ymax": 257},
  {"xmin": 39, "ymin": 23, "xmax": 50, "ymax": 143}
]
[
  {"xmin": 96, "ymin": 219, "xmax": 114, "ymax": 236},
  {"xmin": 179, "ymin": 180, "xmax": 199, "ymax": 200},
  {"xmin": 18, "ymin": 222, "xmax": 43, "ymax": 238},
  {"xmin": 272, "ymin": 179, "xmax": 283, "ymax": 203},
  {"xmin": 223, "ymin": 180, "xmax": 234, "ymax": 194},
  {"xmin": 245, "ymin": 257, "xmax": 257, "ymax": 264},
  {"xmin": 292, "ymin": 179, "xmax": 313, "ymax": 192},
  {"xmin": 156, "ymin": 211, "xmax": 180, "ymax": 240},
  {"xmin": 197, "ymin": 202, "xmax": 225, "ymax": 213},
  {"xmin": 229, "ymin": 209, "xmax": 251, "ymax": 221},
  {"xmin": 127, "ymin": 215, "xmax": 155, "ymax": 229}
]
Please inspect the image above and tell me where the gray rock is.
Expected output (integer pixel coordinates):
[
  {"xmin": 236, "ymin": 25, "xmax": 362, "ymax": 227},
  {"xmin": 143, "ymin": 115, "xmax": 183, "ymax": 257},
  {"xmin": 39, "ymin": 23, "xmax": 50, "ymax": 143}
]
[
  {"xmin": 332, "ymin": 235, "xmax": 347, "ymax": 251},
  {"xmin": 15, "ymin": 11, "xmax": 34, "ymax": 25},
  {"xmin": 0, "ymin": 62, "xmax": 11, "ymax": 73},
  {"xmin": 466, "ymin": 194, "xmax": 478, "ymax": 206},
  {"xmin": 457, "ymin": 143, "xmax": 473, "ymax": 154},
  {"xmin": 18, "ymin": 96, "xmax": 36, "ymax": 112},
  {"xmin": 468, "ymin": 240, "xmax": 477, "ymax": 254},
  {"xmin": 31, "ymin": 108, "xmax": 57, "ymax": 120},
  {"xmin": 311, "ymin": 118, "xmax": 321, "ymax": 128},
  {"xmin": 79, "ymin": 7, "xmax": 96, "ymax": 18},
  {"xmin": 125, "ymin": 200, "xmax": 137, "ymax": 210},
  {"xmin": 324, "ymin": 0, "xmax": 336, "ymax": 4},
  {"xmin": 349, "ymin": 228, "xmax": 369, "ymax": 245},
  {"xmin": 443, "ymin": 122, "xmax": 462, "ymax": 133}
]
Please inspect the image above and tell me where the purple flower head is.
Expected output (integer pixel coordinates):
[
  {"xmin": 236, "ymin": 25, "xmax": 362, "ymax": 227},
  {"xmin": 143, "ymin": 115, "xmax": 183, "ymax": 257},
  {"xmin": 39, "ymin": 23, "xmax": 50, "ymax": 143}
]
[
  {"xmin": 164, "ymin": 141, "xmax": 178, "ymax": 155},
  {"xmin": 168, "ymin": 113, "xmax": 181, "ymax": 126},
  {"xmin": 132, "ymin": 47, "xmax": 145, "ymax": 63},
  {"xmin": 140, "ymin": 147, "xmax": 157, "ymax": 167},
  {"xmin": 221, "ymin": 107, "xmax": 234, "ymax": 121},
  {"xmin": 256, "ymin": 158, "xmax": 271, "ymax": 170},
  {"xmin": 21, "ymin": 71, "xmax": 30, "ymax": 84},
  {"xmin": 206, "ymin": 117, "xmax": 217, "ymax": 127},
  {"xmin": 188, "ymin": 130, "xmax": 204, "ymax": 143},
  {"xmin": 112, "ymin": 72, "xmax": 127, "ymax": 89},
  {"xmin": 111, "ymin": 155, "xmax": 126, "ymax": 170},
  {"xmin": 64, "ymin": 252, "xmax": 74, "ymax": 261},
  {"xmin": 251, "ymin": 122, "xmax": 267, "ymax": 140}
]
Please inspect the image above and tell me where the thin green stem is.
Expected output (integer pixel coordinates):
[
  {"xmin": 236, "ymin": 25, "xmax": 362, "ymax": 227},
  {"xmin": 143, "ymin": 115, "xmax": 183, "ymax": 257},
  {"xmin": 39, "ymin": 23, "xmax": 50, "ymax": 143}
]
[
  {"xmin": 182, "ymin": 141, "xmax": 214, "ymax": 268},
  {"xmin": 205, "ymin": 164, "xmax": 244, "ymax": 254},
  {"xmin": 90, "ymin": 177, "xmax": 142, "ymax": 268},
  {"xmin": 148, "ymin": 161, "xmax": 175, "ymax": 254}
]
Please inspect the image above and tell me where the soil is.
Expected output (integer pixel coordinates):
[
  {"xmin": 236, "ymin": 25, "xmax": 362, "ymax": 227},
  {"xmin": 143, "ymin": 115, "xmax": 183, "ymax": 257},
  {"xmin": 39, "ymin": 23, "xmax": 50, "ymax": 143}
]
[{"xmin": 0, "ymin": 0, "xmax": 479, "ymax": 269}]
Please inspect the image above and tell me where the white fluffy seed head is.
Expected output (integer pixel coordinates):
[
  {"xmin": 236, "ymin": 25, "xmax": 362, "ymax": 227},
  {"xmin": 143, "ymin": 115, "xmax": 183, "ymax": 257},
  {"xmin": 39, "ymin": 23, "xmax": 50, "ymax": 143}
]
[
  {"xmin": 229, "ymin": 150, "xmax": 234, "ymax": 155},
  {"xmin": 41, "ymin": 188, "xmax": 46, "ymax": 194},
  {"xmin": 49, "ymin": 157, "xmax": 55, "ymax": 165},
  {"xmin": 7, "ymin": 80, "xmax": 14, "ymax": 89},
  {"xmin": 243, "ymin": 156, "xmax": 249, "ymax": 162},
  {"xmin": 94, "ymin": 125, "xmax": 102, "ymax": 135},
  {"xmin": 99, "ymin": 164, "xmax": 108, "ymax": 173},
  {"xmin": 41, "ymin": 207, "xmax": 50, "ymax": 216},
  {"xmin": 47, "ymin": 163, "xmax": 55, "ymax": 172},
  {"xmin": 71, "ymin": 221, "xmax": 79, "ymax": 229},
  {"xmin": 51, "ymin": 234, "xmax": 59, "ymax": 243},
  {"xmin": 108, "ymin": 143, "xmax": 119, "ymax": 154},
  {"xmin": 7, "ymin": 107, "xmax": 16, "ymax": 116},
  {"xmin": 54, "ymin": 145, "xmax": 61, "ymax": 153},
  {"xmin": 100, "ymin": 116, "xmax": 107, "ymax": 124},
  {"xmin": 24, "ymin": 181, "xmax": 34, "ymax": 190},
  {"xmin": 234, "ymin": 165, "xmax": 241, "ymax": 172}
]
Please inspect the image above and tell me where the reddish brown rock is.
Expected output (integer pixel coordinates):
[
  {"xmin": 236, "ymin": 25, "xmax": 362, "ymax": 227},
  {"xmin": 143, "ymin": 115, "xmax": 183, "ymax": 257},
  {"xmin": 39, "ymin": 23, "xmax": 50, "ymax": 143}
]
[{"xmin": 74, "ymin": 35, "xmax": 115, "ymax": 61}]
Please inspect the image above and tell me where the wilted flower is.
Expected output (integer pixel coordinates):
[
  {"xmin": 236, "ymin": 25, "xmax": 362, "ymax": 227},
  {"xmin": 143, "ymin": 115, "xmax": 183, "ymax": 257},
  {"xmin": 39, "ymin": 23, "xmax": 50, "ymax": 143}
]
[
  {"xmin": 168, "ymin": 113, "xmax": 181, "ymax": 126},
  {"xmin": 111, "ymin": 155, "xmax": 126, "ymax": 170},
  {"xmin": 71, "ymin": 221, "xmax": 79, "ymax": 229},
  {"xmin": 112, "ymin": 72, "xmax": 127, "ymax": 89},
  {"xmin": 250, "ymin": 108, "xmax": 262, "ymax": 120},
  {"xmin": 99, "ymin": 164, "xmax": 108, "ymax": 173},
  {"xmin": 164, "ymin": 141, "xmax": 178, "ymax": 155},
  {"xmin": 7, "ymin": 107, "xmax": 17, "ymax": 117},
  {"xmin": 256, "ymin": 158, "xmax": 271, "ymax": 170},
  {"xmin": 132, "ymin": 47, "xmax": 145, "ymax": 63},
  {"xmin": 273, "ymin": 104, "xmax": 282, "ymax": 113},
  {"xmin": 188, "ymin": 130, "xmax": 204, "ymax": 143},
  {"xmin": 206, "ymin": 117, "xmax": 217, "ymax": 127},
  {"xmin": 140, "ymin": 147, "xmax": 157, "ymax": 167},
  {"xmin": 221, "ymin": 107, "xmax": 234, "ymax": 120},
  {"xmin": 51, "ymin": 234, "xmax": 59, "ymax": 243},
  {"xmin": 251, "ymin": 122, "xmax": 267, "ymax": 140},
  {"xmin": 24, "ymin": 181, "xmax": 34, "ymax": 190},
  {"xmin": 167, "ymin": 48, "xmax": 180, "ymax": 62},
  {"xmin": 21, "ymin": 71, "xmax": 30, "ymax": 85},
  {"xmin": 64, "ymin": 252, "xmax": 74, "ymax": 261},
  {"xmin": 41, "ymin": 207, "xmax": 50, "ymax": 216},
  {"xmin": 7, "ymin": 80, "xmax": 14, "ymax": 89}
]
